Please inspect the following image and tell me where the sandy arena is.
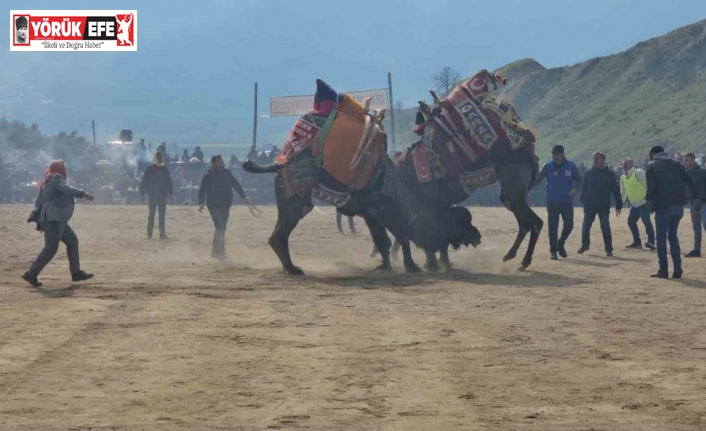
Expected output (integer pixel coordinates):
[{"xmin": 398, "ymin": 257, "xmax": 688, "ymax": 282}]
[{"xmin": 1, "ymin": 204, "xmax": 705, "ymax": 430}]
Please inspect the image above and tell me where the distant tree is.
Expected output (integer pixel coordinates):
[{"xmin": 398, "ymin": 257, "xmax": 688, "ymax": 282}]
[
  {"xmin": 433, "ymin": 67, "xmax": 461, "ymax": 97},
  {"xmin": 395, "ymin": 100, "xmax": 404, "ymax": 110},
  {"xmin": 119, "ymin": 129, "xmax": 133, "ymax": 142}
]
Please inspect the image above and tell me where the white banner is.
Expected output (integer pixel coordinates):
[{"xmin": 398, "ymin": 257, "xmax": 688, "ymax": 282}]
[
  {"xmin": 10, "ymin": 10, "xmax": 137, "ymax": 51},
  {"xmin": 270, "ymin": 88, "xmax": 389, "ymax": 117}
]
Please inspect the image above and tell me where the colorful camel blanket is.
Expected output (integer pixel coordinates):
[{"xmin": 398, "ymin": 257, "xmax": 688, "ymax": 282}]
[
  {"xmin": 277, "ymin": 94, "xmax": 386, "ymax": 197},
  {"xmin": 410, "ymin": 69, "xmax": 531, "ymax": 196}
]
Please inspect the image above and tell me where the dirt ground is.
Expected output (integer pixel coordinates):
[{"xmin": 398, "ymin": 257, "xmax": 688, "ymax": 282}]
[{"xmin": 0, "ymin": 203, "xmax": 705, "ymax": 431}]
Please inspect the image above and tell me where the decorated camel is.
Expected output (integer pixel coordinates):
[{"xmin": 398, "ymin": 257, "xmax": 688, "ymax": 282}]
[
  {"xmin": 402, "ymin": 69, "xmax": 542, "ymax": 270},
  {"xmin": 244, "ymin": 79, "xmax": 480, "ymax": 275}
]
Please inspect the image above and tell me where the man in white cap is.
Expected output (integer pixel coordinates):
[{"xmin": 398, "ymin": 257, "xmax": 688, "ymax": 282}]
[{"xmin": 620, "ymin": 158, "xmax": 655, "ymax": 250}]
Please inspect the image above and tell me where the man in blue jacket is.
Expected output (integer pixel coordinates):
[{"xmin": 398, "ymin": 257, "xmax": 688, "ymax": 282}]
[{"xmin": 534, "ymin": 145, "xmax": 583, "ymax": 260}]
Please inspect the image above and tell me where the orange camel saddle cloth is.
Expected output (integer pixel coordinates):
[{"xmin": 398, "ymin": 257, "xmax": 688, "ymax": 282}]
[{"xmin": 277, "ymin": 94, "xmax": 387, "ymax": 192}]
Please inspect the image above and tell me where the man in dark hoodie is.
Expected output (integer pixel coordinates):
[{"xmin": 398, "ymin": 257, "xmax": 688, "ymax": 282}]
[
  {"xmin": 646, "ymin": 145, "xmax": 699, "ymax": 278},
  {"xmin": 578, "ymin": 152, "xmax": 622, "ymax": 256},
  {"xmin": 140, "ymin": 152, "xmax": 173, "ymax": 239},
  {"xmin": 683, "ymin": 152, "xmax": 706, "ymax": 257},
  {"xmin": 198, "ymin": 155, "xmax": 251, "ymax": 259}
]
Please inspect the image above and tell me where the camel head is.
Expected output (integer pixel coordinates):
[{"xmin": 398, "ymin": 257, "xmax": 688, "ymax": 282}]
[{"xmin": 446, "ymin": 206, "xmax": 482, "ymax": 250}]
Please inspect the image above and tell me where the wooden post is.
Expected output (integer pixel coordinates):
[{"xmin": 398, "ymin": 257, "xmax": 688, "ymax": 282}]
[
  {"xmin": 252, "ymin": 82, "xmax": 258, "ymax": 151},
  {"xmin": 91, "ymin": 120, "xmax": 96, "ymax": 146},
  {"xmin": 387, "ymin": 72, "xmax": 396, "ymax": 152}
]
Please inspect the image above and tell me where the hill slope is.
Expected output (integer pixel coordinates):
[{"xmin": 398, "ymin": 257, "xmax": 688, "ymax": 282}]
[
  {"xmin": 495, "ymin": 19, "xmax": 706, "ymax": 162},
  {"xmin": 389, "ymin": 20, "xmax": 706, "ymax": 163}
]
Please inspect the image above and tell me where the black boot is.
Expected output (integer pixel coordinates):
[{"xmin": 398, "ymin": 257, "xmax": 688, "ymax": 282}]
[
  {"xmin": 558, "ymin": 240, "xmax": 568, "ymax": 258},
  {"xmin": 22, "ymin": 271, "xmax": 42, "ymax": 287},
  {"xmin": 72, "ymin": 271, "xmax": 94, "ymax": 282},
  {"xmin": 650, "ymin": 270, "xmax": 668, "ymax": 279}
]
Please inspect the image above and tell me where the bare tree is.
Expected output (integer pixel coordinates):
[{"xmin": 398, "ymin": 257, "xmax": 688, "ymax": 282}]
[
  {"xmin": 395, "ymin": 100, "xmax": 404, "ymax": 110},
  {"xmin": 433, "ymin": 67, "xmax": 461, "ymax": 96}
]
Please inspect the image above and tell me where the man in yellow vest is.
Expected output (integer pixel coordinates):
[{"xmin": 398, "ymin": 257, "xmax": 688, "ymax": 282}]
[{"xmin": 620, "ymin": 158, "xmax": 655, "ymax": 250}]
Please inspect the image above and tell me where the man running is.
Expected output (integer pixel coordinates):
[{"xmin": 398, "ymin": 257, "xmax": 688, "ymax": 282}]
[
  {"xmin": 534, "ymin": 145, "xmax": 582, "ymax": 260},
  {"xmin": 198, "ymin": 155, "xmax": 252, "ymax": 259}
]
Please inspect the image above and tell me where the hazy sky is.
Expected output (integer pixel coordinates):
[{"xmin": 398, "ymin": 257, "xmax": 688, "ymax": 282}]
[{"xmin": 3, "ymin": 0, "xmax": 706, "ymax": 145}]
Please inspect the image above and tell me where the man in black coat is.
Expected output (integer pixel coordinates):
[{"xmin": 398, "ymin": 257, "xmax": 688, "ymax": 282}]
[
  {"xmin": 578, "ymin": 152, "xmax": 623, "ymax": 256},
  {"xmin": 198, "ymin": 155, "xmax": 251, "ymax": 259},
  {"xmin": 140, "ymin": 152, "xmax": 173, "ymax": 239},
  {"xmin": 646, "ymin": 146, "xmax": 699, "ymax": 278},
  {"xmin": 683, "ymin": 152, "xmax": 706, "ymax": 257}
]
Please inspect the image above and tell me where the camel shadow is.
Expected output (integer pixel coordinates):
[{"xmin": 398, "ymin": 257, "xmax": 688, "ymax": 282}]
[
  {"xmin": 673, "ymin": 279, "xmax": 706, "ymax": 289},
  {"xmin": 31, "ymin": 285, "xmax": 77, "ymax": 298},
  {"xmin": 593, "ymin": 254, "xmax": 651, "ymax": 263},
  {"xmin": 314, "ymin": 267, "xmax": 584, "ymax": 290},
  {"xmin": 561, "ymin": 258, "xmax": 619, "ymax": 269}
]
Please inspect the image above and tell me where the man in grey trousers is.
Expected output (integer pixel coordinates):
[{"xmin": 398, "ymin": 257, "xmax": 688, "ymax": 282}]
[
  {"xmin": 23, "ymin": 160, "xmax": 94, "ymax": 287},
  {"xmin": 140, "ymin": 152, "xmax": 173, "ymax": 239}
]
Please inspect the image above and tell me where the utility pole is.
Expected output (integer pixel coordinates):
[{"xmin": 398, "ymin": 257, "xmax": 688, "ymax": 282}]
[
  {"xmin": 91, "ymin": 120, "xmax": 96, "ymax": 146},
  {"xmin": 387, "ymin": 72, "xmax": 396, "ymax": 152},
  {"xmin": 252, "ymin": 82, "xmax": 258, "ymax": 151}
]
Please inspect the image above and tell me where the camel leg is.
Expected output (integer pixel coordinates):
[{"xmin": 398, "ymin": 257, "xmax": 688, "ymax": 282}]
[
  {"xmin": 268, "ymin": 177, "xmax": 310, "ymax": 275},
  {"xmin": 503, "ymin": 220, "xmax": 528, "ymax": 263},
  {"xmin": 439, "ymin": 244, "xmax": 453, "ymax": 270},
  {"xmin": 363, "ymin": 215, "xmax": 392, "ymax": 271},
  {"xmin": 380, "ymin": 203, "xmax": 422, "ymax": 273},
  {"xmin": 520, "ymin": 208, "xmax": 544, "ymax": 270},
  {"xmin": 499, "ymin": 162, "xmax": 539, "ymax": 269},
  {"xmin": 425, "ymin": 248, "xmax": 440, "ymax": 271}
]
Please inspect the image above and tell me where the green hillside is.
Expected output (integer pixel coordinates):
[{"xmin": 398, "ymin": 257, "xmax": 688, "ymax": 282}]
[{"xmin": 388, "ymin": 19, "xmax": 706, "ymax": 163}]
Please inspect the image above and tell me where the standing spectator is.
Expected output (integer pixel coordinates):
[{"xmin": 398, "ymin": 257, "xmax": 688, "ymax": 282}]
[
  {"xmin": 229, "ymin": 155, "xmax": 239, "ymax": 169},
  {"xmin": 674, "ymin": 150, "xmax": 684, "ymax": 164},
  {"xmin": 198, "ymin": 155, "xmax": 252, "ymax": 259},
  {"xmin": 578, "ymin": 152, "xmax": 622, "ymax": 256},
  {"xmin": 683, "ymin": 153, "xmax": 706, "ymax": 257},
  {"xmin": 620, "ymin": 158, "xmax": 655, "ymax": 250},
  {"xmin": 645, "ymin": 145, "xmax": 699, "ymax": 278},
  {"xmin": 192, "ymin": 146, "xmax": 204, "ymax": 162},
  {"xmin": 22, "ymin": 160, "xmax": 95, "ymax": 287},
  {"xmin": 181, "ymin": 149, "xmax": 190, "ymax": 162},
  {"xmin": 140, "ymin": 152, "xmax": 173, "ymax": 239},
  {"xmin": 156, "ymin": 142, "xmax": 167, "ymax": 158},
  {"xmin": 534, "ymin": 145, "xmax": 582, "ymax": 260},
  {"xmin": 246, "ymin": 147, "xmax": 259, "ymax": 162}
]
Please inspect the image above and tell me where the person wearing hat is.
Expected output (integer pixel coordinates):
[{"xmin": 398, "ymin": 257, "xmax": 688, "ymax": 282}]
[
  {"xmin": 313, "ymin": 79, "xmax": 344, "ymax": 116},
  {"xmin": 198, "ymin": 155, "xmax": 252, "ymax": 259},
  {"xmin": 620, "ymin": 158, "xmax": 655, "ymax": 250},
  {"xmin": 534, "ymin": 145, "xmax": 582, "ymax": 260},
  {"xmin": 645, "ymin": 145, "xmax": 699, "ymax": 278},
  {"xmin": 578, "ymin": 152, "xmax": 622, "ymax": 256},
  {"xmin": 15, "ymin": 16, "xmax": 29, "ymax": 44}
]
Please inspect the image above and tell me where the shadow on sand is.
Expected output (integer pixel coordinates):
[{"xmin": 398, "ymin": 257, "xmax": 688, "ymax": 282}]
[
  {"xmin": 31, "ymin": 285, "xmax": 78, "ymax": 298},
  {"xmin": 311, "ymin": 267, "xmax": 584, "ymax": 290}
]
